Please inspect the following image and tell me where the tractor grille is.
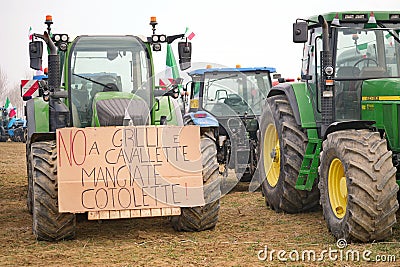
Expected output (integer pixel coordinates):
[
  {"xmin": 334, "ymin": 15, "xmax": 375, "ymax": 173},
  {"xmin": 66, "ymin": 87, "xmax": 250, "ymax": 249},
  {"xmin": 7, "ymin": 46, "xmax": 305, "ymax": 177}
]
[{"xmin": 96, "ymin": 98, "xmax": 149, "ymax": 126}]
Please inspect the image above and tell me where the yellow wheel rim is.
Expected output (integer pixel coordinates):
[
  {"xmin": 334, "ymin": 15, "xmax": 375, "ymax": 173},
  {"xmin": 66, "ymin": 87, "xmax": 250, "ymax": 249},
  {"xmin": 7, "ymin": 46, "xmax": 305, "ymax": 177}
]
[
  {"xmin": 263, "ymin": 124, "xmax": 280, "ymax": 187},
  {"xmin": 328, "ymin": 158, "xmax": 347, "ymax": 219}
]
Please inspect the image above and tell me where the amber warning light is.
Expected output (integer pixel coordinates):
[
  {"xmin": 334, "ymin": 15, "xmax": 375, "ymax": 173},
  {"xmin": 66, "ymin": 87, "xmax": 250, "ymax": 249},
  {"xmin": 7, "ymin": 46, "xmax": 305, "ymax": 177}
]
[
  {"xmin": 45, "ymin": 15, "xmax": 53, "ymax": 23},
  {"xmin": 150, "ymin": 16, "xmax": 157, "ymax": 27}
]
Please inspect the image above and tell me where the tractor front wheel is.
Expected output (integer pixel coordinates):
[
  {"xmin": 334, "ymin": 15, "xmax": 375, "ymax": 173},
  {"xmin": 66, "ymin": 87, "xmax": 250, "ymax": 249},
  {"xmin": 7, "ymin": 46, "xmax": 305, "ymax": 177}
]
[
  {"xmin": 319, "ymin": 129, "xmax": 399, "ymax": 242},
  {"xmin": 32, "ymin": 140, "xmax": 76, "ymax": 241},
  {"xmin": 171, "ymin": 131, "xmax": 221, "ymax": 231},
  {"xmin": 260, "ymin": 94, "xmax": 319, "ymax": 213}
]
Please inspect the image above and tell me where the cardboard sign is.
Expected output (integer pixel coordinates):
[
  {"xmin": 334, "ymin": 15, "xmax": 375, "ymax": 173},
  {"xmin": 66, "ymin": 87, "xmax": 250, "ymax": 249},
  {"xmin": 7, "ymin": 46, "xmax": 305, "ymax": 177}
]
[{"xmin": 57, "ymin": 126, "xmax": 205, "ymax": 213}]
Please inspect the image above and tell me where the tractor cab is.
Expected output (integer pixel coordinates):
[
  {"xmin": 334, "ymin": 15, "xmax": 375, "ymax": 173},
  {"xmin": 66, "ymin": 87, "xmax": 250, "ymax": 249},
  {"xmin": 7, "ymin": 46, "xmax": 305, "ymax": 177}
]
[
  {"xmin": 67, "ymin": 35, "xmax": 152, "ymax": 127},
  {"xmin": 188, "ymin": 67, "xmax": 275, "ymax": 118},
  {"xmin": 27, "ymin": 15, "xmax": 192, "ymax": 135},
  {"xmin": 294, "ymin": 12, "xmax": 400, "ymax": 123}
]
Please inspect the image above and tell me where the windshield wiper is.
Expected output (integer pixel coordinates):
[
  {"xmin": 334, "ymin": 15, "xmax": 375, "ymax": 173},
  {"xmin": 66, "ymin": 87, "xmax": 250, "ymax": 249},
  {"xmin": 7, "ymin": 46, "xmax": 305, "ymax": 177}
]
[
  {"xmin": 72, "ymin": 73, "xmax": 112, "ymax": 90},
  {"xmin": 377, "ymin": 22, "xmax": 400, "ymax": 44}
]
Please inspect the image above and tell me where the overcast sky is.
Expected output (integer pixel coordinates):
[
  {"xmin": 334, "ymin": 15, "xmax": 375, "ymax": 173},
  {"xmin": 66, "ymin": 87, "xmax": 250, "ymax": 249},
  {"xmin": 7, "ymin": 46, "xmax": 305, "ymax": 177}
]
[{"xmin": 1, "ymin": 0, "xmax": 399, "ymax": 88}]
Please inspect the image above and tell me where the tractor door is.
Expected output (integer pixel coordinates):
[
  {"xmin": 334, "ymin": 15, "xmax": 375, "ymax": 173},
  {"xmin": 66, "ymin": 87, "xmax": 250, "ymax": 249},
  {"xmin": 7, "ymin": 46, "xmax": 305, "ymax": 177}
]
[{"xmin": 300, "ymin": 27, "xmax": 323, "ymax": 121}]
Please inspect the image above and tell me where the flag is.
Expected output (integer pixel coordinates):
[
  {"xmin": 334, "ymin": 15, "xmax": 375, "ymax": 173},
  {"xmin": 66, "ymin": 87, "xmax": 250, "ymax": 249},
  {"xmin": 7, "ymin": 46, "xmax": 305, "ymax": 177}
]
[
  {"xmin": 187, "ymin": 32, "xmax": 195, "ymax": 40},
  {"xmin": 184, "ymin": 27, "xmax": 195, "ymax": 40},
  {"xmin": 158, "ymin": 43, "xmax": 181, "ymax": 95},
  {"xmin": 29, "ymin": 26, "xmax": 33, "ymax": 40},
  {"xmin": 165, "ymin": 43, "xmax": 180, "ymax": 84},
  {"xmin": 385, "ymin": 33, "xmax": 394, "ymax": 46},
  {"xmin": 357, "ymin": 43, "xmax": 368, "ymax": 51},
  {"xmin": 4, "ymin": 97, "xmax": 16, "ymax": 118}
]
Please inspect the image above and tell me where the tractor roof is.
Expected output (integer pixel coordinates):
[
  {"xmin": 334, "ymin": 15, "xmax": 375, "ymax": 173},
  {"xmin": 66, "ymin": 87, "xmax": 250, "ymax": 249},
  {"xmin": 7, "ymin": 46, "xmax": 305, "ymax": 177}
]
[
  {"xmin": 189, "ymin": 67, "xmax": 276, "ymax": 76},
  {"xmin": 306, "ymin": 11, "xmax": 400, "ymax": 26}
]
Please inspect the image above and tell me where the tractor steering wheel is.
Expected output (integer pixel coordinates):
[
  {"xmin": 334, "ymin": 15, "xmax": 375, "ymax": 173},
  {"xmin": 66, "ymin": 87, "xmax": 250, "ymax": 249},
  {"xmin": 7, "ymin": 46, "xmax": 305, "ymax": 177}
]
[
  {"xmin": 353, "ymin": 58, "xmax": 378, "ymax": 69},
  {"xmin": 352, "ymin": 58, "xmax": 378, "ymax": 77}
]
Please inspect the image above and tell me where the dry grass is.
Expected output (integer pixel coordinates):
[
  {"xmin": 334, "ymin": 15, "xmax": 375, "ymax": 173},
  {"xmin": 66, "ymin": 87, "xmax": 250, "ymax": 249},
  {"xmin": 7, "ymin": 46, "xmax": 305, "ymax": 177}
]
[{"xmin": 0, "ymin": 142, "xmax": 399, "ymax": 266}]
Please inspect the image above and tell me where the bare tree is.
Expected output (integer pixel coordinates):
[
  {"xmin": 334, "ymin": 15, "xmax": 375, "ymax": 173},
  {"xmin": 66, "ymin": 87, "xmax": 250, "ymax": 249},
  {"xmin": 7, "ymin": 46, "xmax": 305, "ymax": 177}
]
[
  {"xmin": 0, "ymin": 66, "xmax": 26, "ymax": 118},
  {"xmin": 8, "ymin": 84, "xmax": 24, "ymax": 118},
  {"xmin": 0, "ymin": 66, "xmax": 9, "ymax": 105}
]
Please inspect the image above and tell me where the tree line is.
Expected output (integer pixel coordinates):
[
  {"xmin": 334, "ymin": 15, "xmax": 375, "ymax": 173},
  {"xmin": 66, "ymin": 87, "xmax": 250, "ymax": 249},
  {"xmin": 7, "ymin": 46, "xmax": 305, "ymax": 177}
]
[{"xmin": 0, "ymin": 66, "xmax": 25, "ymax": 118}]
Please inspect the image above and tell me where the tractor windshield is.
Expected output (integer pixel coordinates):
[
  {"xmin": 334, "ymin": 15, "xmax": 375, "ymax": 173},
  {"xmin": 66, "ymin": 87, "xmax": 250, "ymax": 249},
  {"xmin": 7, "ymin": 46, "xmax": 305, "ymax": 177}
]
[
  {"xmin": 335, "ymin": 26, "xmax": 400, "ymax": 79},
  {"xmin": 68, "ymin": 36, "xmax": 151, "ymax": 127},
  {"xmin": 201, "ymin": 71, "xmax": 272, "ymax": 117},
  {"xmin": 334, "ymin": 26, "xmax": 400, "ymax": 120}
]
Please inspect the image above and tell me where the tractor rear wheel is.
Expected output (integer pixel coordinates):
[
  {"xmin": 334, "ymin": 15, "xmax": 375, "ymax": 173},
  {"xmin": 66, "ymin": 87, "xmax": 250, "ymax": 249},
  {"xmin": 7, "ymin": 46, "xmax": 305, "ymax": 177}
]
[
  {"xmin": 260, "ymin": 94, "xmax": 319, "ymax": 213},
  {"xmin": 319, "ymin": 129, "xmax": 399, "ymax": 242},
  {"xmin": 32, "ymin": 140, "xmax": 76, "ymax": 241},
  {"xmin": 26, "ymin": 142, "xmax": 33, "ymax": 214},
  {"xmin": 171, "ymin": 131, "xmax": 221, "ymax": 231}
]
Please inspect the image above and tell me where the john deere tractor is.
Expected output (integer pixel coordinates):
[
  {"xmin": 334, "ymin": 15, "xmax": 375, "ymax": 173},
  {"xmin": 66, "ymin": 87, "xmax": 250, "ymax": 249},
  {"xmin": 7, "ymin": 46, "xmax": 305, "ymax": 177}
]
[
  {"xmin": 25, "ymin": 16, "xmax": 220, "ymax": 241},
  {"xmin": 185, "ymin": 67, "xmax": 276, "ymax": 186},
  {"xmin": 260, "ymin": 11, "xmax": 400, "ymax": 242}
]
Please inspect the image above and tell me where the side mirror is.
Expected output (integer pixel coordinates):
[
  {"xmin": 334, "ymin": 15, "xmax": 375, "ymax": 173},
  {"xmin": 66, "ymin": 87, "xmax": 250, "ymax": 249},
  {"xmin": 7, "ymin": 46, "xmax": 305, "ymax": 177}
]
[
  {"xmin": 29, "ymin": 41, "xmax": 43, "ymax": 70},
  {"xmin": 293, "ymin": 22, "xmax": 308, "ymax": 43},
  {"xmin": 272, "ymin": 73, "xmax": 282, "ymax": 79},
  {"xmin": 178, "ymin": 42, "xmax": 191, "ymax": 70}
]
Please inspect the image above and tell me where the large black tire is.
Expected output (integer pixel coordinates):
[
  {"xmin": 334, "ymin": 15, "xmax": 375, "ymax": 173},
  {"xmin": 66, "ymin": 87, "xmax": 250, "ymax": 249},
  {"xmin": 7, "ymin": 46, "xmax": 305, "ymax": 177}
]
[
  {"xmin": 14, "ymin": 127, "xmax": 25, "ymax": 142},
  {"xmin": 26, "ymin": 142, "xmax": 33, "ymax": 214},
  {"xmin": 319, "ymin": 130, "xmax": 399, "ymax": 242},
  {"xmin": 260, "ymin": 94, "xmax": 319, "ymax": 213},
  {"xmin": 240, "ymin": 172, "xmax": 253, "ymax": 183},
  {"xmin": 171, "ymin": 131, "xmax": 221, "ymax": 231},
  {"xmin": 32, "ymin": 140, "xmax": 76, "ymax": 241},
  {"xmin": 0, "ymin": 127, "xmax": 7, "ymax": 142}
]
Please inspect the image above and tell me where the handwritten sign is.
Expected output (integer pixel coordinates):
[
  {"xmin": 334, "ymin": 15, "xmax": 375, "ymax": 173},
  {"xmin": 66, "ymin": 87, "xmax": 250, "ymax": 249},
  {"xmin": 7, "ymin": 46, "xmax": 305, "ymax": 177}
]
[{"xmin": 57, "ymin": 126, "xmax": 205, "ymax": 213}]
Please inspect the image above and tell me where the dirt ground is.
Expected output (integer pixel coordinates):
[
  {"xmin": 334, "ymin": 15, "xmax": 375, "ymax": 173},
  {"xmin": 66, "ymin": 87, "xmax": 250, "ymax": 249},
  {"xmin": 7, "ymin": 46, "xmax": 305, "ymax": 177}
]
[{"xmin": 0, "ymin": 142, "xmax": 399, "ymax": 266}]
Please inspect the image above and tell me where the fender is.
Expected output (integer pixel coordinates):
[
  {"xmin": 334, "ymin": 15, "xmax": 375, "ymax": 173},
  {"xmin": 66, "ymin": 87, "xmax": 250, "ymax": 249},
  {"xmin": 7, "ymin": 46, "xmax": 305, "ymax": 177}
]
[
  {"xmin": 29, "ymin": 132, "xmax": 56, "ymax": 144},
  {"xmin": 268, "ymin": 82, "xmax": 317, "ymax": 128},
  {"xmin": 26, "ymin": 98, "xmax": 49, "ymax": 140},
  {"xmin": 324, "ymin": 120, "xmax": 376, "ymax": 140},
  {"xmin": 183, "ymin": 111, "xmax": 219, "ymax": 127}
]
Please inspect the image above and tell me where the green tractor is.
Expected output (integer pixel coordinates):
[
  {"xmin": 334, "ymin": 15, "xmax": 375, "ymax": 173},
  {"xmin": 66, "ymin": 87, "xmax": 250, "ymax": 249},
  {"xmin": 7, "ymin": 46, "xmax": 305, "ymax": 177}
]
[
  {"xmin": 25, "ymin": 15, "xmax": 220, "ymax": 241},
  {"xmin": 260, "ymin": 11, "xmax": 400, "ymax": 242}
]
